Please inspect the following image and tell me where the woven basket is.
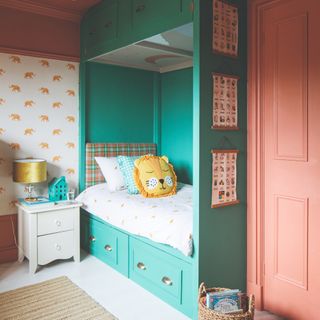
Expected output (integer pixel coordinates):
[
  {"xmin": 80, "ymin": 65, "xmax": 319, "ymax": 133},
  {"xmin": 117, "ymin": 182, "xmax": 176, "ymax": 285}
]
[{"xmin": 198, "ymin": 283, "xmax": 255, "ymax": 320}]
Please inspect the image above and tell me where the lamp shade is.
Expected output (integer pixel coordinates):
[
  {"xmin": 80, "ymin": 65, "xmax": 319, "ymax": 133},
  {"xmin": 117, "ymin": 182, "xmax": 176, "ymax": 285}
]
[{"xmin": 13, "ymin": 159, "xmax": 47, "ymax": 184}]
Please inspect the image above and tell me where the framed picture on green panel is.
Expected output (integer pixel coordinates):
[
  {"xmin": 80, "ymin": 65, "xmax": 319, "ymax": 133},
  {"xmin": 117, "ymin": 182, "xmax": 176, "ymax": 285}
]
[
  {"xmin": 211, "ymin": 149, "xmax": 240, "ymax": 208},
  {"xmin": 212, "ymin": 73, "xmax": 239, "ymax": 130},
  {"xmin": 212, "ymin": 0, "xmax": 238, "ymax": 57}
]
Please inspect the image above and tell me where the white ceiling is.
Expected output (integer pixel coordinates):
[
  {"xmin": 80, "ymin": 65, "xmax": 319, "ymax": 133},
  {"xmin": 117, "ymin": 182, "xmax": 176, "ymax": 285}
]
[{"xmin": 92, "ymin": 23, "xmax": 193, "ymax": 73}]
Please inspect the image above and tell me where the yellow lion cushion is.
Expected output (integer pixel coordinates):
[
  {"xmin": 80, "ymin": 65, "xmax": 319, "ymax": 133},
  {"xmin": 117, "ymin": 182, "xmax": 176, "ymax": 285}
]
[{"xmin": 133, "ymin": 155, "xmax": 177, "ymax": 198}]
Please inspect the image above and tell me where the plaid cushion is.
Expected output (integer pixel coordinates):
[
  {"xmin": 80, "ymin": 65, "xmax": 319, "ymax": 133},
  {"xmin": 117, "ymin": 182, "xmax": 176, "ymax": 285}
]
[{"xmin": 86, "ymin": 143, "xmax": 157, "ymax": 189}]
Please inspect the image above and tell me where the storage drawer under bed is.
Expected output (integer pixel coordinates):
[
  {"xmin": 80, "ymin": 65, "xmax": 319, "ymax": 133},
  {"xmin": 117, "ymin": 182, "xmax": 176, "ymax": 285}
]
[
  {"xmin": 80, "ymin": 212, "xmax": 193, "ymax": 317},
  {"xmin": 80, "ymin": 213, "xmax": 129, "ymax": 276},
  {"xmin": 129, "ymin": 237, "xmax": 193, "ymax": 317}
]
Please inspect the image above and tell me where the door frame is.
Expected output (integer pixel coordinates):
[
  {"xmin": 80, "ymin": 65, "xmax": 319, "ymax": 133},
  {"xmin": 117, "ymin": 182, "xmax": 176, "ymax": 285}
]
[{"xmin": 247, "ymin": 0, "xmax": 290, "ymax": 309}]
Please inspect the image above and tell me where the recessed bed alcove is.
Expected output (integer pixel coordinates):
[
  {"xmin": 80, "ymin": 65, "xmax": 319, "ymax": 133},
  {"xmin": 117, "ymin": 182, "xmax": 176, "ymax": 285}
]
[
  {"xmin": 82, "ymin": 22, "xmax": 194, "ymax": 185},
  {"xmin": 79, "ymin": 1, "xmax": 247, "ymax": 319}
]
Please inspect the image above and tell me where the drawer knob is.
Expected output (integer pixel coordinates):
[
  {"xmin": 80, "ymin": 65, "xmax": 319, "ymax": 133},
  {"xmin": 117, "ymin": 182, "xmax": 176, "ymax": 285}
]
[
  {"xmin": 162, "ymin": 276, "xmax": 173, "ymax": 286},
  {"xmin": 104, "ymin": 245, "xmax": 112, "ymax": 252},
  {"xmin": 55, "ymin": 244, "xmax": 62, "ymax": 251},
  {"xmin": 104, "ymin": 21, "xmax": 113, "ymax": 28},
  {"xmin": 89, "ymin": 235, "xmax": 96, "ymax": 242},
  {"xmin": 55, "ymin": 219, "xmax": 62, "ymax": 227},
  {"xmin": 137, "ymin": 262, "xmax": 146, "ymax": 270},
  {"xmin": 135, "ymin": 4, "xmax": 146, "ymax": 13}
]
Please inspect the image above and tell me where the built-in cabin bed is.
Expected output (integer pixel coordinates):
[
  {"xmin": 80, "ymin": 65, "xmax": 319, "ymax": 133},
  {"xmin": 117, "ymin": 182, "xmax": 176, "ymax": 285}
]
[
  {"xmin": 80, "ymin": 1, "xmax": 247, "ymax": 318},
  {"xmin": 79, "ymin": 143, "xmax": 193, "ymax": 317}
]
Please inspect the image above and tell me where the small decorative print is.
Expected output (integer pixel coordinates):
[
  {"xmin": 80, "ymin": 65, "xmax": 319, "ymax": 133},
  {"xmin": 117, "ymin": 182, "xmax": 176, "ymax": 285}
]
[
  {"xmin": 24, "ymin": 100, "xmax": 35, "ymax": 108},
  {"xmin": 53, "ymin": 75, "xmax": 62, "ymax": 81},
  {"xmin": 10, "ymin": 56, "xmax": 21, "ymax": 64},
  {"xmin": 66, "ymin": 89, "xmax": 75, "ymax": 96},
  {"xmin": 212, "ymin": 0, "xmax": 238, "ymax": 57},
  {"xmin": 39, "ymin": 87, "xmax": 49, "ymax": 94},
  {"xmin": 39, "ymin": 142, "xmax": 49, "ymax": 149},
  {"xmin": 66, "ymin": 63, "xmax": 76, "ymax": 71},
  {"xmin": 9, "ymin": 113, "xmax": 21, "ymax": 121},
  {"xmin": 24, "ymin": 128, "xmax": 35, "ymax": 136},
  {"xmin": 52, "ymin": 102, "xmax": 63, "ymax": 109},
  {"xmin": 10, "ymin": 84, "xmax": 21, "ymax": 92},
  {"xmin": 211, "ymin": 149, "xmax": 239, "ymax": 208},
  {"xmin": 39, "ymin": 59, "xmax": 49, "ymax": 67},
  {"xmin": 9, "ymin": 143, "xmax": 20, "ymax": 150},
  {"xmin": 24, "ymin": 72, "xmax": 36, "ymax": 79},
  {"xmin": 39, "ymin": 115, "xmax": 49, "ymax": 122},
  {"xmin": 212, "ymin": 73, "xmax": 239, "ymax": 130}
]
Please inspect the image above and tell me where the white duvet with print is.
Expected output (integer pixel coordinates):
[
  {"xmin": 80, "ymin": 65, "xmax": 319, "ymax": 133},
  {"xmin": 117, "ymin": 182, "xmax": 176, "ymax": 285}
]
[{"xmin": 76, "ymin": 183, "xmax": 193, "ymax": 256}]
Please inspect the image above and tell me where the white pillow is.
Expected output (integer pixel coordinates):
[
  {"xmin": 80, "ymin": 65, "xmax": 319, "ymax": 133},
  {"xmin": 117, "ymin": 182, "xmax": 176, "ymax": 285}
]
[{"xmin": 95, "ymin": 157, "xmax": 126, "ymax": 192}]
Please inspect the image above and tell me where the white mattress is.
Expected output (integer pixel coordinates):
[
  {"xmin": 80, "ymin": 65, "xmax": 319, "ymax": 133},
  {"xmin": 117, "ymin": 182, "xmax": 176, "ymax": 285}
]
[{"xmin": 76, "ymin": 183, "xmax": 193, "ymax": 256}]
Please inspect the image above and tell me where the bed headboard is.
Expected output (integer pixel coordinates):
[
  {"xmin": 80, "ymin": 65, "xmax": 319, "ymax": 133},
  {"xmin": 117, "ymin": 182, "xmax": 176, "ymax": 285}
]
[{"xmin": 85, "ymin": 143, "xmax": 157, "ymax": 188}]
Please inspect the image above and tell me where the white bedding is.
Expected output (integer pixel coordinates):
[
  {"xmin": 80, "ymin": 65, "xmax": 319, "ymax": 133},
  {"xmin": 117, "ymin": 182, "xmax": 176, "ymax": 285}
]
[{"xmin": 76, "ymin": 183, "xmax": 193, "ymax": 256}]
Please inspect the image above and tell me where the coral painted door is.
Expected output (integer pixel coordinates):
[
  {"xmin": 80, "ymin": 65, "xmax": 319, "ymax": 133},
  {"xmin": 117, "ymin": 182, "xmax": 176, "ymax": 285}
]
[{"xmin": 262, "ymin": 0, "xmax": 320, "ymax": 318}]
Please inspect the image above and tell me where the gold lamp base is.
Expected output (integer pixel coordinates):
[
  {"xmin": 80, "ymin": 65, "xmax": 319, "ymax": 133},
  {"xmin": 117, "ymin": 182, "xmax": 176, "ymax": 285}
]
[
  {"xmin": 24, "ymin": 197, "xmax": 40, "ymax": 202},
  {"xmin": 23, "ymin": 184, "xmax": 37, "ymax": 202}
]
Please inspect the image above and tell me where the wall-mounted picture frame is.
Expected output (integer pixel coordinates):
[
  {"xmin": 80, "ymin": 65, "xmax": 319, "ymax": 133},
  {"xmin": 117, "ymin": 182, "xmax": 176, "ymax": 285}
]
[
  {"xmin": 212, "ymin": 0, "xmax": 239, "ymax": 57},
  {"xmin": 211, "ymin": 149, "xmax": 239, "ymax": 208},
  {"xmin": 212, "ymin": 73, "xmax": 239, "ymax": 130}
]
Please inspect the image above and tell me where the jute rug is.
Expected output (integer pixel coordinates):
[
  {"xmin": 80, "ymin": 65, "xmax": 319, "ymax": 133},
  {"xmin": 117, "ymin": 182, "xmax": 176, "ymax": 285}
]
[{"xmin": 0, "ymin": 276, "xmax": 118, "ymax": 320}]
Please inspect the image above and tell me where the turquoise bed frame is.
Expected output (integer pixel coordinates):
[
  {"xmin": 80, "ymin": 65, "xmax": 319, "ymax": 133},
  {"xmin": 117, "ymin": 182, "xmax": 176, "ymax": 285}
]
[
  {"xmin": 80, "ymin": 142, "xmax": 194, "ymax": 317},
  {"xmin": 79, "ymin": 1, "xmax": 247, "ymax": 319},
  {"xmin": 81, "ymin": 210, "xmax": 193, "ymax": 317}
]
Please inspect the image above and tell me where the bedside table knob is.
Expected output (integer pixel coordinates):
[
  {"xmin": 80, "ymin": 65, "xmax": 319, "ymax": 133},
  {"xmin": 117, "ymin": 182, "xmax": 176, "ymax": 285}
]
[
  {"xmin": 55, "ymin": 244, "xmax": 62, "ymax": 251},
  {"xmin": 55, "ymin": 220, "xmax": 62, "ymax": 227}
]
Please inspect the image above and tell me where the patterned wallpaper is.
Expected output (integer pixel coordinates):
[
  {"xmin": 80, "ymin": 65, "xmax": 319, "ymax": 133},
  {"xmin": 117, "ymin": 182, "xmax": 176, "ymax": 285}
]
[{"xmin": 0, "ymin": 53, "xmax": 79, "ymax": 216}]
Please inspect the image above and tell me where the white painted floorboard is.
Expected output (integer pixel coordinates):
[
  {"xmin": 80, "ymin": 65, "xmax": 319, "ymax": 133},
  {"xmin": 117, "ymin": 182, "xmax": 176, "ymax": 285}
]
[{"xmin": 0, "ymin": 251, "xmax": 189, "ymax": 320}]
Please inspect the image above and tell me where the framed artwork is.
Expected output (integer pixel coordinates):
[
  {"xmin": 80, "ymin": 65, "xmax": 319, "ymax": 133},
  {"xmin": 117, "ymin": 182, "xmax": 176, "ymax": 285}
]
[
  {"xmin": 212, "ymin": 0, "xmax": 239, "ymax": 57},
  {"xmin": 211, "ymin": 149, "xmax": 239, "ymax": 208},
  {"xmin": 212, "ymin": 73, "xmax": 239, "ymax": 130}
]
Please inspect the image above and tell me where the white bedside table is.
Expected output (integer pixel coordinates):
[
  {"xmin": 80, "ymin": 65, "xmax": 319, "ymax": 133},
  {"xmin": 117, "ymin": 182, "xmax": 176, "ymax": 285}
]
[{"xmin": 16, "ymin": 201, "xmax": 82, "ymax": 273}]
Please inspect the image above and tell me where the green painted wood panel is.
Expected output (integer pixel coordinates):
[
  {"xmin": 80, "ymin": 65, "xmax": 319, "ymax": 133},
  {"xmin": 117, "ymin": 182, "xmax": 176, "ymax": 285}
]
[
  {"xmin": 81, "ymin": 0, "xmax": 193, "ymax": 61},
  {"xmin": 192, "ymin": 2, "xmax": 247, "ymax": 317},
  {"xmin": 160, "ymin": 68, "xmax": 193, "ymax": 184},
  {"xmin": 85, "ymin": 62, "xmax": 155, "ymax": 143}
]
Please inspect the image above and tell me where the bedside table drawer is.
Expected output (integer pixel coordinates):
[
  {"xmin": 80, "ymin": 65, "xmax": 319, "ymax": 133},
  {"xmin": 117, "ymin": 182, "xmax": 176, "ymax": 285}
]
[
  {"xmin": 38, "ymin": 231, "xmax": 74, "ymax": 265},
  {"xmin": 38, "ymin": 208, "xmax": 75, "ymax": 235}
]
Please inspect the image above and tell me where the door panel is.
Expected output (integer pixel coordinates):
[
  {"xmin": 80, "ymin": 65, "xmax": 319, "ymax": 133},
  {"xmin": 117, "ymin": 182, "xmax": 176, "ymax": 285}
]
[
  {"xmin": 262, "ymin": 0, "xmax": 320, "ymax": 319},
  {"xmin": 273, "ymin": 195, "xmax": 308, "ymax": 290},
  {"xmin": 83, "ymin": 0, "xmax": 119, "ymax": 59},
  {"xmin": 273, "ymin": 13, "xmax": 308, "ymax": 161},
  {"xmin": 132, "ymin": 0, "xmax": 181, "ymax": 33}
]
